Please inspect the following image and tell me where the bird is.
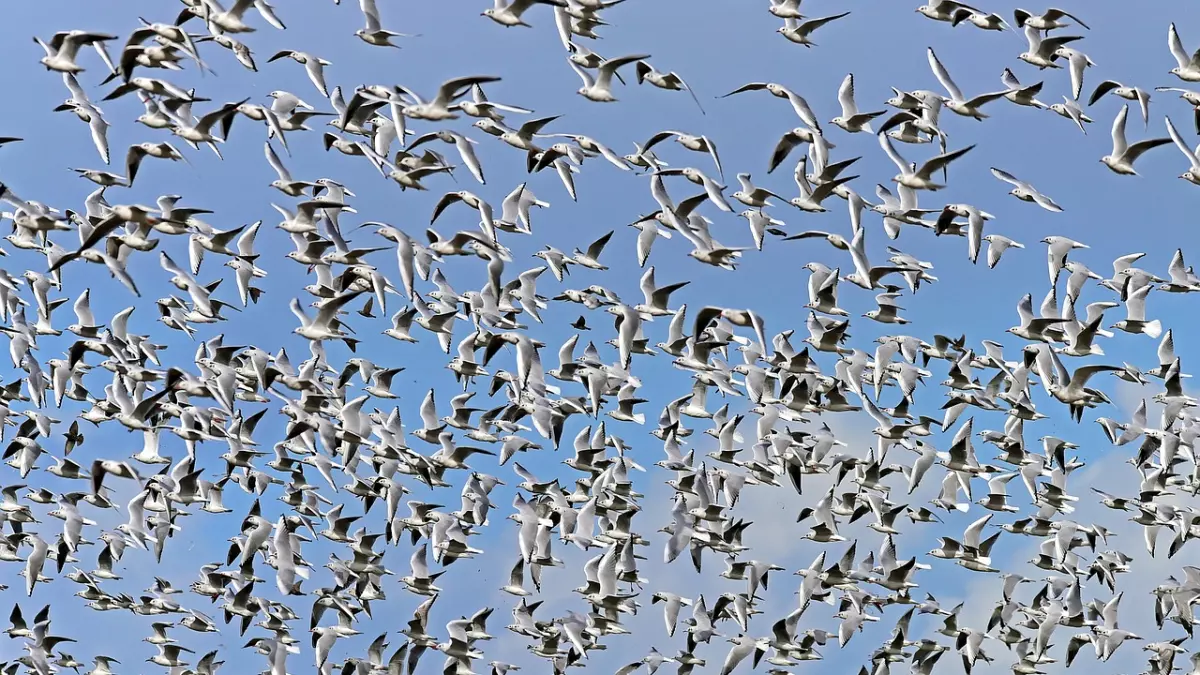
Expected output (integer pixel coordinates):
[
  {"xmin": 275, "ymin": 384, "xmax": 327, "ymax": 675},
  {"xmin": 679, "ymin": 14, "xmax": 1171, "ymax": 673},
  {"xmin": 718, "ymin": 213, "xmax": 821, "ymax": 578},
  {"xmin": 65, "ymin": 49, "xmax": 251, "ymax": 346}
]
[
  {"xmin": 990, "ymin": 168, "xmax": 1063, "ymax": 212},
  {"xmin": 1013, "ymin": 7, "xmax": 1090, "ymax": 31},
  {"xmin": 1165, "ymin": 115, "xmax": 1200, "ymax": 185},
  {"xmin": 483, "ymin": 0, "xmax": 566, "ymax": 27},
  {"xmin": 355, "ymin": 0, "xmax": 413, "ymax": 46},
  {"xmin": 1101, "ymin": 105, "xmax": 1172, "ymax": 175},
  {"xmin": 267, "ymin": 50, "xmax": 332, "ymax": 97},
  {"xmin": 776, "ymin": 12, "xmax": 851, "ymax": 47},
  {"xmin": 1, "ymin": 6, "xmax": 1198, "ymax": 675},
  {"xmin": 879, "ymin": 133, "xmax": 975, "ymax": 190},
  {"xmin": 832, "ymin": 74, "xmax": 886, "ymax": 133},
  {"xmin": 927, "ymin": 47, "xmax": 1010, "ymax": 120},
  {"xmin": 571, "ymin": 54, "xmax": 649, "ymax": 103},
  {"xmin": 1168, "ymin": 22, "xmax": 1200, "ymax": 82},
  {"xmin": 1089, "ymin": 80, "xmax": 1152, "ymax": 127}
]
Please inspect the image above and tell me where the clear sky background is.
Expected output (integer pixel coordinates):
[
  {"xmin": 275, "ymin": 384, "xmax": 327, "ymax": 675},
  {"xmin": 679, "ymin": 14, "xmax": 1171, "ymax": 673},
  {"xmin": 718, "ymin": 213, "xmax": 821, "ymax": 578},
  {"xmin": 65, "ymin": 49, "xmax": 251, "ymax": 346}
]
[{"xmin": 0, "ymin": 0, "xmax": 1197, "ymax": 674}]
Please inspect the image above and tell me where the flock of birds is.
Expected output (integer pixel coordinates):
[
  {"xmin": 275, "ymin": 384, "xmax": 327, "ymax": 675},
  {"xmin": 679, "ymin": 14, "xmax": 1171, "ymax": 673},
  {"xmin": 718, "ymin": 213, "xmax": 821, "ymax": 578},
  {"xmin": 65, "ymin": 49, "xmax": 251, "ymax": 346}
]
[{"xmin": 6, "ymin": 1, "xmax": 1200, "ymax": 675}]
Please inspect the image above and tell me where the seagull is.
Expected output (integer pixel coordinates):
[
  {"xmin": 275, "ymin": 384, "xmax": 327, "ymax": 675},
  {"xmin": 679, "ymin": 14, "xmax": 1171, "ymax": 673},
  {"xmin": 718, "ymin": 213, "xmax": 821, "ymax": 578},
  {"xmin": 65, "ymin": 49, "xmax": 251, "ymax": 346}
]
[
  {"xmin": 1017, "ymin": 24, "xmax": 1082, "ymax": 69},
  {"xmin": 790, "ymin": 157, "xmax": 856, "ymax": 212},
  {"xmin": 571, "ymin": 54, "xmax": 649, "ymax": 102},
  {"xmin": 1089, "ymin": 80, "xmax": 1152, "ymax": 126},
  {"xmin": 408, "ymin": 130, "xmax": 487, "ymax": 184},
  {"xmin": 989, "ymin": 168, "xmax": 1063, "ymax": 212},
  {"xmin": 267, "ymin": 50, "xmax": 332, "ymax": 97},
  {"xmin": 291, "ymin": 291, "xmax": 363, "ymax": 344},
  {"xmin": 1053, "ymin": 46, "xmax": 1095, "ymax": 101},
  {"xmin": 1168, "ymin": 22, "xmax": 1200, "ymax": 82},
  {"xmin": 634, "ymin": 61, "xmax": 706, "ymax": 114},
  {"xmin": 732, "ymin": 173, "xmax": 784, "ymax": 208},
  {"xmin": 1050, "ymin": 95, "xmax": 1093, "ymax": 133},
  {"xmin": 35, "ymin": 30, "xmax": 117, "ymax": 74},
  {"xmin": 1165, "ymin": 115, "xmax": 1200, "ymax": 185},
  {"xmin": 356, "ymin": 0, "xmax": 413, "ymax": 46},
  {"xmin": 1043, "ymin": 235, "xmax": 1089, "ymax": 284},
  {"xmin": 1001, "ymin": 68, "xmax": 1048, "ymax": 109},
  {"xmin": 951, "ymin": 9, "xmax": 1011, "ymax": 31},
  {"xmin": 1101, "ymin": 104, "xmax": 1172, "ymax": 175},
  {"xmin": 832, "ymin": 74, "xmax": 886, "ymax": 133},
  {"xmin": 721, "ymin": 82, "xmax": 822, "ymax": 131},
  {"xmin": 777, "ymin": 12, "xmax": 851, "ymax": 47},
  {"xmin": 483, "ymin": 0, "xmax": 567, "ymax": 27},
  {"xmin": 54, "ymin": 75, "xmax": 111, "ymax": 164},
  {"xmin": 916, "ymin": 1, "xmax": 981, "ymax": 23},
  {"xmin": 1014, "ymin": 7, "xmax": 1089, "ymax": 30},
  {"xmin": 1152, "ymin": 85, "xmax": 1200, "ymax": 130},
  {"xmin": 263, "ymin": 141, "xmax": 317, "ymax": 196},
  {"xmin": 403, "ymin": 76, "xmax": 502, "ymax": 121},
  {"xmin": 879, "ymin": 133, "xmax": 975, "ymax": 191},
  {"xmin": 431, "ymin": 191, "xmax": 498, "ymax": 241},
  {"xmin": 639, "ymin": 130, "xmax": 723, "ymax": 178},
  {"xmin": 983, "ymin": 235, "xmax": 1024, "ymax": 269},
  {"xmin": 927, "ymin": 47, "xmax": 1010, "ymax": 119}
]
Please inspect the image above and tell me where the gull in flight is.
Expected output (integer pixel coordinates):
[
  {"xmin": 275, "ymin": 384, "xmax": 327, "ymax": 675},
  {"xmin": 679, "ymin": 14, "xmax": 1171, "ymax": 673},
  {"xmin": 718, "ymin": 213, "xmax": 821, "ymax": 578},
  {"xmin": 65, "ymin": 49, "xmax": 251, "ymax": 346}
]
[
  {"xmin": 1013, "ymin": 7, "xmax": 1089, "ymax": 30},
  {"xmin": 35, "ymin": 30, "xmax": 117, "ymax": 74},
  {"xmin": 790, "ymin": 156, "xmax": 856, "ymax": 212},
  {"xmin": 880, "ymin": 132, "xmax": 975, "ymax": 191},
  {"xmin": 291, "ymin": 290, "xmax": 363, "ymax": 344},
  {"xmin": 916, "ymin": 1, "xmax": 981, "ymax": 23},
  {"xmin": 1053, "ymin": 46, "xmax": 1095, "ymax": 101},
  {"xmin": 356, "ymin": 0, "xmax": 414, "ymax": 47},
  {"xmin": 402, "ymin": 75, "xmax": 502, "ymax": 121},
  {"xmin": 1168, "ymin": 22, "xmax": 1200, "ymax": 82},
  {"xmin": 634, "ymin": 60, "xmax": 706, "ymax": 114},
  {"xmin": 777, "ymin": 12, "xmax": 851, "ymax": 47},
  {"xmin": 927, "ymin": 47, "xmax": 1010, "ymax": 119},
  {"xmin": 1165, "ymin": 115, "xmax": 1200, "ymax": 185},
  {"xmin": 638, "ymin": 130, "xmax": 723, "ymax": 178},
  {"xmin": 989, "ymin": 168, "xmax": 1063, "ymax": 212},
  {"xmin": 1089, "ymin": 80, "xmax": 1152, "ymax": 127},
  {"xmin": 1101, "ymin": 104, "xmax": 1171, "ymax": 175},
  {"xmin": 1001, "ymin": 68, "xmax": 1048, "ymax": 109},
  {"xmin": 1050, "ymin": 95, "xmax": 1092, "ymax": 134},
  {"xmin": 483, "ymin": 0, "xmax": 566, "ymax": 28},
  {"xmin": 1156, "ymin": 86, "xmax": 1200, "ymax": 133},
  {"xmin": 983, "ymin": 235, "xmax": 1024, "ymax": 269},
  {"xmin": 1017, "ymin": 24, "xmax": 1082, "ymax": 69},
  {"xmin": 267, "ymin": 50, "xmax": 332, "ymax": 97},
  {"xmin": 721, "ymin": 81, "xmax": 822, "ymax": 131},
  {"xmin": 950, "ymin": 9, "xmax": 1011, "ymax": 32},
  {"xmin": 407, "ymin": 130, "xmax": 487, "ymax": 184},
  {"xmin": 832, "ymin": 74, "xmax": 886, "ymax": 133},
  {"xmin": 571, "ymin": 54, "xmax": 649, "ymax": 102}
]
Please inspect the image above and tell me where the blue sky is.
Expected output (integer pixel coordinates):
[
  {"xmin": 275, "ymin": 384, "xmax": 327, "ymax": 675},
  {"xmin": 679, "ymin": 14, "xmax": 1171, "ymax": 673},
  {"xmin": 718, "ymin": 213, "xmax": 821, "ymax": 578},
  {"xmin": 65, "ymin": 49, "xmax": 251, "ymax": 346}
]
[{"xmin": 0, "ymin": 1, "xmax": 1198, "ymax": 674}]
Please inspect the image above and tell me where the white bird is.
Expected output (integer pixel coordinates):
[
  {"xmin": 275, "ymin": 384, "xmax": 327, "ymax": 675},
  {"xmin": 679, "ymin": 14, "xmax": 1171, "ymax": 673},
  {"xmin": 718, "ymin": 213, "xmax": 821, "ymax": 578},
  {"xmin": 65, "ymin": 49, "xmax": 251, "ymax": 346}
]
[
  {"xmin": 356, "ymin": 0, "xmax": 412, "ymax": 46},
  {"xmin": 483, "ymin": 0, "xmax": 566, "ymax": 27},
  {"xmin": 1165, "ymin": 115, "xmax": 1200, "ymax": 185},
  {"xmin": 927, "ymin": 47, "xmax": 1010, "ymax": 119},
  {"xmin": 777, "ymin": 12, "xmax": 851, "ymax": 47},
  {"xmin": 1101, "ymin": 105, "xmax": 1171, "ymax": 175},
  {"xmin": 1089, "ymin": 80, "xmax": 1152, "ymax": 126},
  {"xmin": 1168, "ymin": 22, "xmax": 1200, "ymax": 82},
  {"xmin": 571, "ymin": 54, "xmax": 649, "ymax": 103},
  {"xmin": 880, "ymin": 133, "xmax": 975, "ymax": 191},
  {"xmin": 832, "ymin": 73, "xmax": 886, "ymax": 133},
  {"xmin": 35, "ymin": 30, "xmax": 116, "ymax": 74},
  {"xmin": 267, "ymin": 50, "xmax": 332, "ymax": 97},
  {"xmin": 990, "ymin": 168, "xmax": 1063, "ymax": 212}
]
